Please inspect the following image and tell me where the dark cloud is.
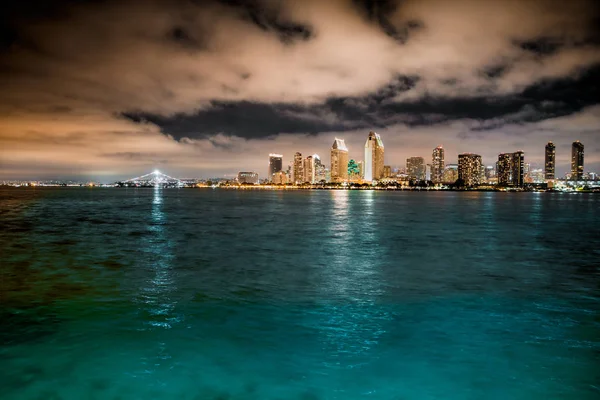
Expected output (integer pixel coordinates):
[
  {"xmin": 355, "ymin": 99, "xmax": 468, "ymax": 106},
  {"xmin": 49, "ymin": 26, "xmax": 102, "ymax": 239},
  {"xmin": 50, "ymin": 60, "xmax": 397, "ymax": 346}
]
[{"xmin": 127, "ymin": 64, "xmax": 600, "ymax": 140}]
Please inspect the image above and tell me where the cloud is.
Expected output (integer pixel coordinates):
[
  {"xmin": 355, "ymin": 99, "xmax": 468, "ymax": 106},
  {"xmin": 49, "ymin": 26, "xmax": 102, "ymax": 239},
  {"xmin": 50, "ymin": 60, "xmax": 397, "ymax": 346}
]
[{"xmin": 0, "ymin": 0, "xmax": 598, "ymax": 179}]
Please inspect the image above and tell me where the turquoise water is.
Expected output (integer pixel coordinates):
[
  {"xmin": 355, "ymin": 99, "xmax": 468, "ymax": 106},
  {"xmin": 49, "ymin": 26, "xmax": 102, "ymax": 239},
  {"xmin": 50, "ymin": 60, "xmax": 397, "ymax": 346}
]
[{"xmin": 1, "ymin": 188, "xmax": 599, "ymax": 399}]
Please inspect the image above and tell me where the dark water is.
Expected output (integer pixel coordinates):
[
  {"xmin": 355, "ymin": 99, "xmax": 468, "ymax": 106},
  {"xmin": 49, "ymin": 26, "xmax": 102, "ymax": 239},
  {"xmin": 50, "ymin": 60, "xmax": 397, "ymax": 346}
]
[{"xmin": 1, "ymin": 188, "xmax": 599, "ymax": 399}]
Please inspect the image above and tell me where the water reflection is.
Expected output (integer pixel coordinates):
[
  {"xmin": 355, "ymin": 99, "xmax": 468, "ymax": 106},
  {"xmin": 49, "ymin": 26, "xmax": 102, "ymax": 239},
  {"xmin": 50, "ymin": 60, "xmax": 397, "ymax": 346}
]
[{"xmin": 316, "ymin": 191, "xmax": 389, "ymax": 368}]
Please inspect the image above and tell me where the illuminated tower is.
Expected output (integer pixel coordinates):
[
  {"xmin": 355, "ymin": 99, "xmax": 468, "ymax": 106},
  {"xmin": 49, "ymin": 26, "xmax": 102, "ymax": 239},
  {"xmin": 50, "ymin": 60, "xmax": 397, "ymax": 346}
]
[
  {"xmin": 293, "ymin": 152, "xmax": 303, "ymax": 184},
  {"xmin": 458, "ymin": 153, "xmax": 482, "ymax": 186},
  {"xmin": 432, "ymin": 146, "xmax": 445, "ymax": 183},
  {"xmin": 497, "ymin": 153, "xmax": 512, "ymax": 185},
  {"xmin": 303, "ymin": 155, "xmax": 314, "ymax": 183},
  {"xmin": 313, "ymin": 154, "xmax": 326, "ymax": 183},
  {"xmin": 544, "ymin": 142, "xmax": 555, "ymax": 180},
  {"xmin": 268, "ymin": 154, "xmax": 283, "ymax": 181},
  {"xmin": 511, "ymin": 151, "xmax": 524, "ymax": 187},
  {"xmin": 406, "ymin": 157, "xmax": 425, "ymax": 181},
  {"xmin": 330, "ymin": 138, "xmax": 349, "ymax": 182},
  {"xmin": 571, "ymin": 141, "xmax": 584, "ymax": 180},
  {"xmin": 363, "ymin": 131, "xmax": 385, "ymax": 181}
]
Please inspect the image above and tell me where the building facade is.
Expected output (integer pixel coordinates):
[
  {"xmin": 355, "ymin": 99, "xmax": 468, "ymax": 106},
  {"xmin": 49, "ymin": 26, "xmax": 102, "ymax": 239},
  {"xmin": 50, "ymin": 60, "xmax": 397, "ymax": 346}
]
[
  {"xmin": 511, "ymin": 151, "xmax": 525, "ymax": 187},
  {"xmin": 544, "ymin": 142, "xmax": 555, "ymax": 180},
  {"xmin": 293, "ymin": 152, "xmax": 303, "ymax": 184},
  {"xmin": 383, "ymin": 165, "xmax": 391, "ymax": 178},
  {"xmin": 571, "ymin": 141, "xmax": 584, "ymax": 180},
  {"xmin": 406, "ymin": 157, "xmax": 425, "ymax": 181},
  {"xmin": 364, "ymin": 131, "xmax": 385, "ymax": 182},
  {"xmin": 443, "ymin": 164, "xmax": 458, "ymax": 184},
  {"xmin": 458, "ymin": 153, "xmax": 482, "ymax": 186},
  {"xmin": 303, "ymin": 155, "xmax": 314, "ymax": 183},
  {"xmin": 330, "ymin": 138, "xmax": 349, "ymax": 182},
  {"xmin": 268, "ymin": 154, "xmax": 283, "ymax": 181},
  {"xmin": 497, "ymin": 153, "xmax": 512, "ymax": 185},
  {"xmin": 432, "ymin": 146, "xmax": 445, "ymax": 183},
  {"xmin": 314, "ymin": 154, "xmax": 326, "ymax": 183},
  {"xmin": 237, "ymin": 172, "xmax": 259, "ymax": 184}
]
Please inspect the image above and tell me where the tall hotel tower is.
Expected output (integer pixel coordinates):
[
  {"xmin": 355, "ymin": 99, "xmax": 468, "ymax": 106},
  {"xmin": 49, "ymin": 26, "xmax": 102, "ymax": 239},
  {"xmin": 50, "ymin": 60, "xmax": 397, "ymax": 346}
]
[
  {"xmin": 458, "ymin": 153, "xmax": 482, "ymax": 186},
  {"xmin": 331, "ymin": 138, "xmax": 349, "ymax": 182},
  {"xmin": 544, "ymin": 142, "xmax": 555, "ymax": 180},
  {"xmin": 432, "ymin": 146, "xmax": 445, "ymax": 183},
  {"xmin": 293, "ymin": 152, "xmax": 304, "ymax": 184},
  {"xmin": 268, "ymin": 154, "xmax": 283, "ymax": 180},
  {"xmin": 511, "ymin": 151, "xmax": 525, "ymax": 187},
  {"xmin": 571, "ymin": 141, "xmax": 584, "ymax": 180},
  {"xmin": 364, "ymin": 131, "xmax": 384, "ymax": 182}
]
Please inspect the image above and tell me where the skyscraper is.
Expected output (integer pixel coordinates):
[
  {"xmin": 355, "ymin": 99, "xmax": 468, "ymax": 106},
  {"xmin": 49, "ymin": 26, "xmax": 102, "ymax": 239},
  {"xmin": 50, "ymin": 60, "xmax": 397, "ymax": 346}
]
[
  {"xmin": 497, "ymin": 153, "xmax": 512, "ymax": 185},
  {"xmin": 364, "ymin": 131, "xmax": 385, "ymax": 181},
  {"xmin": 458, "ymin": 153, "xmax": 482, "ymax": 186},
  {"xmin": 544, "ymin": 142, "xmax": 555, "ymax": 180},
  {"xmin": 383, "ymin": 165, "xmax": 391, "ymax": 178},
  {"xmin": 303, "ymin": 155, "xmax": 314, "ymax": 183},
  {"xmin": 511, "ymin": 151, "xmax": 524, "ymax": 187},
  {"xmin": 330, "ymin": 138, "xmax": 349, "ymax": 182},
  {"xmin": 432, "ymin": 146, "xmax": 445, "ymax": 183},
  {"xmin": 571, "ymin": 141, "xmax": 584, "ymax": 180},
  {"xmin": 268, "ymin": 154, "xmax": 283, "ymax": 181},
  {"xmin": 314, "ymin": 154, "xmax": 326, "ymax": 183},
  {"xmin": 293, "ymin": 152, "xmax": 303, "ymax": 184},
  {"xmin": 443, "ymin": 164, "xmax": 458, "ymax": 184},
  {"xmin": 406, "ymin": 157, "xmax": 425, "ymax": 181}
]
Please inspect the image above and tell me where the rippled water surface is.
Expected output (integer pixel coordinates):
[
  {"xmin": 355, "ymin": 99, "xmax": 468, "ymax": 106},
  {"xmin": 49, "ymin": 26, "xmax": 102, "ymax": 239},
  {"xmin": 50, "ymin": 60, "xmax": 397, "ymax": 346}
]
[{"xmin": 1, "ymin": 188, "xmax": 599, "ymax": 399}]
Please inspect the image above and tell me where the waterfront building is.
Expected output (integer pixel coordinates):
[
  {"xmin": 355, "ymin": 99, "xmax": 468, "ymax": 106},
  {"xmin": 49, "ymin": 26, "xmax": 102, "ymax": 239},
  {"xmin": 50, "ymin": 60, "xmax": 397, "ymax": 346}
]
[
  {"xmin": 485, "ymin": 166, "xmax": 495, "ymax": 181},
  {"xmin": 571, "ymin": 141, "xmax": 584, "ymax": 181},
  {"xmin": 303, "ymin": 155, "xmax": 314, "ymax": 183},
  {"xmin": 383, "ymin": 165, "xmax": 391, "ymax": 178},
  {"xmin": 406, "ymin": 157, "xmax": 425, "ymax": 181},
  {"xmin": 443, "ymin": 164, "xmax": 458, "ymax": 184},
  {"xmin": 330, "ymin": 138, "xmax": 349, "ymax": 182},
  {"xmin": 497, "ymin": 153, "xmax": 512, "ymax": 185},
  {"xmin": 272, "ymin": 171, "xmax": 288, "ymax": 184},
  {"xmin": 348, "ymin": 159, "xmax": 361, "ymax": 181},
  {"xmin": 432, "ymin": 146, "xmax": 445, "ymax": 183},
  {"xmin": 544, "ymin": 142, "xmax": 555, "ymax": 180},
  {"xmin": 314, "ymin": 155, "xmax": 326, "ymax": 183},
  {"xmin": 426, "ymin": 164, "xmax": 432, "ymax": 181},
  {"xmin": 458, "ymin": 153, "xmax": 482, "ymax": 186},
  {"xmin": 293, "ymin": 152, "xmax": 303, "ymax": 184},
  {"xmin": 512, "ymin": 151, "xmax": 525, "ymax": 187},
  {"xmin": 268, "ymin": 154, "xmax": 283, "ymax": 181},
  {"xmin": 364, "ymin": 131, "xmax": 385, "ymax": 181},
  {"xmin": 357, "ymin": 161, "xmax": 364, "ymax": 178},
  {"xmin": 237, "ymin": 172, "xmax": 259, "ymax": 184}
]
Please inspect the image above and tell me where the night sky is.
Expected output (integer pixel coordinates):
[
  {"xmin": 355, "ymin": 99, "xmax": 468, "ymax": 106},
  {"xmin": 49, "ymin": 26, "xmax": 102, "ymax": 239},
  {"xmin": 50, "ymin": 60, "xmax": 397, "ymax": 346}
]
[{"xmin": 1, "ymin": 0, "xmax": 599, "ymax": 180}]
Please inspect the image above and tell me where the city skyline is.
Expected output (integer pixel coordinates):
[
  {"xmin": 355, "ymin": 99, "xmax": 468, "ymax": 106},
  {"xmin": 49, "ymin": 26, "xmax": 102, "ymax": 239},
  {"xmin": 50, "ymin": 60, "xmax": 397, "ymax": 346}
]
[{"xmin": 0, "ymin": 0, "xmax": 599, "ymax": 180}]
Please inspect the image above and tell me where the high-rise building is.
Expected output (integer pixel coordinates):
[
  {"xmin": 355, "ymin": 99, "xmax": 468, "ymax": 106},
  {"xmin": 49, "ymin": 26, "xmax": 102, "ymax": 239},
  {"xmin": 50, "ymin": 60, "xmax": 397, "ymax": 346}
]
[
  {"xmin": 406, "ymin": 157, "xmax": 425, "ymax": 181},
  {"xmin": 303, "ymin": 155, "xmax": 314, "ymax": 183},
  {"xmin": 425, "ymin": 164, "xmax": 432, "ymax": 181},
  {"xmin": 432, "ymin": 146, "xmax": 445, "ymax": 183},
  {"xmin": 268, "ymin": 154, "xmax": 283, "ymax": 181},
  {"xmin": 485, "ymin": 166, "xmax": 495, "ymax": 180},
  {"xmin": 571, "ymin": 141, "xmax": 584, "ymax": 181},
  {"xmin": 314, "ymin": 154, "xmax": 326, "ymax": 183},
  {"xmin": 293, "ymin": 152, "xmax": 303, "ymax": 184},
  {"xmin": 272, "ymin": 171, "xmax": 288, "ymax": 184},
  {"xmin": 511, "ymin": 151, "xmax": 524, "ymax": 187},
  {"xmin": 497, "ymin": 153, "xmax": 512, "ymax": 185},
  {"xmin": 363, "ymin": 131, "xmax": 385, "ymax": 181},
  {"xmin": 331, "ymin": 138, "xmax": 349, "ymax": 182},
  {"xmin": 458, "ymin": 153, "xmax": 482, "ymax": 186},
  {"xmin": 544, "ymin": 142, "xmax": 555, "ymax": 180},
  {"xmin": 237, "ymin": 172, "xmax": 259, "ymax": 184},
  {"xmin": 383, "ymin": 165, "xmax": 391, "ymax": 178},
  {"xmin": 443, "ymin": 164, "xmax": 458, "ymax": 184}
]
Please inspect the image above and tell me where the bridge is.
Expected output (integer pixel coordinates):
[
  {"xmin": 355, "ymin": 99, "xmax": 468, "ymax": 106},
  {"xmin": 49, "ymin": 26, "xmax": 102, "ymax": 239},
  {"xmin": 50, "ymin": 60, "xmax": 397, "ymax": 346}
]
[{"xmin": 120, "ymin": 170, "xmax": 184, "ymax": 188}]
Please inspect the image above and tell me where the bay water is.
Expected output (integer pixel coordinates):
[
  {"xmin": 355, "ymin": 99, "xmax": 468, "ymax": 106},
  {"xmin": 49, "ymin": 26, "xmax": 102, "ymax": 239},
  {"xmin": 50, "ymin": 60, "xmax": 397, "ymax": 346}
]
[{"xmin": 1, "ymin": 188, "xmax": 599, "ymax": 399}]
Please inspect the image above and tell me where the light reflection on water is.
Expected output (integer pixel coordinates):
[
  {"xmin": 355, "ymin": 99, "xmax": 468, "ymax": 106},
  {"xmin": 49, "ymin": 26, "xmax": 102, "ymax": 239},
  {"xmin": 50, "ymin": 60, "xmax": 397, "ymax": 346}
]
[{"xmin": 1, "ymin": 188, "xmax": 599, "ymax": 400}]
